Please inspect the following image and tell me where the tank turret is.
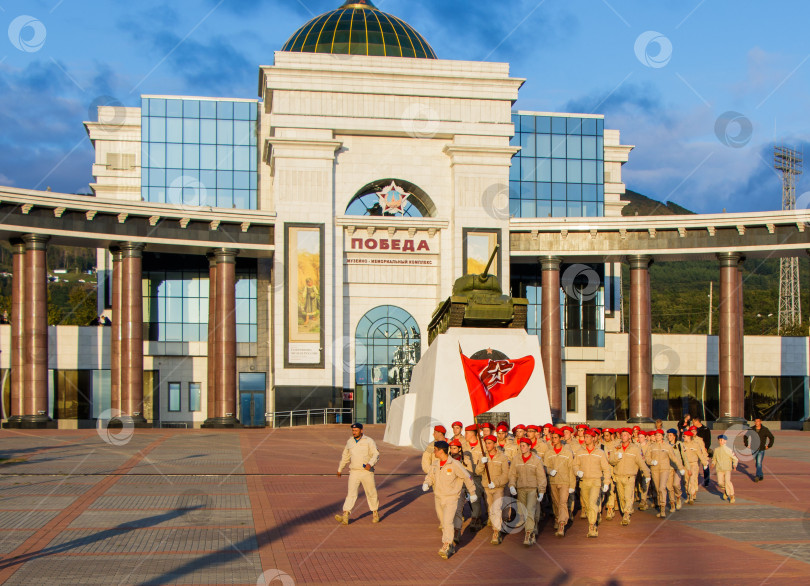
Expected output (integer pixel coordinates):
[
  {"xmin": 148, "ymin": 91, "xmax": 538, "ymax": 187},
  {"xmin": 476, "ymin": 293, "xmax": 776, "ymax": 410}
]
[{"xmin": 428, "ymin": 245, "xmax": 528, "ymax": 344}]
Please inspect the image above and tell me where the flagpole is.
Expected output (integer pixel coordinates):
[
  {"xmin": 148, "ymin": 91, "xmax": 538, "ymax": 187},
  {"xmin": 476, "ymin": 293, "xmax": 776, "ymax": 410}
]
[{"xmin": 461, "ymin": 342, "xmax": 492, "ymax": 485}]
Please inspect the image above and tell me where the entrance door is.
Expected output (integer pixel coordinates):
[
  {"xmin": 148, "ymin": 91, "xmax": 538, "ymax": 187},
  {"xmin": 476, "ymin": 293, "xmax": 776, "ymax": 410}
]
[
  {"xmin": 238, "ymin": 373, "xmax": 266, "ymax": 427},
  {"xmin": 373, "ymin": 385, "xmax": 402, "ymax": 424}
]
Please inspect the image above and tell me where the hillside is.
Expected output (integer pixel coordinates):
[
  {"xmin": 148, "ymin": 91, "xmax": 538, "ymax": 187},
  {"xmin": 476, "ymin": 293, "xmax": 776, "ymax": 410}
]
[{"xmin": 619, "ymin": 190, "xmax": 807, "ymax": 336}]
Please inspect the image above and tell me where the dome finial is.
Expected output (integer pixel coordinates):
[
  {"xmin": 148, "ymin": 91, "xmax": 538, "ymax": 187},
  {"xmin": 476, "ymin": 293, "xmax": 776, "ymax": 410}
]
[{"xmin": 339, "ymin": 0, "xmax": 377, "ymax": 8}]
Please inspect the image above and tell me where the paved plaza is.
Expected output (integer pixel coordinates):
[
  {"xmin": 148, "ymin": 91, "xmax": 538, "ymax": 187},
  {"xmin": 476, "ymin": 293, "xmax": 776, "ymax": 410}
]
[{"xmin": 0, "ymin": 425, "xmax": 808, "ymax": 585}]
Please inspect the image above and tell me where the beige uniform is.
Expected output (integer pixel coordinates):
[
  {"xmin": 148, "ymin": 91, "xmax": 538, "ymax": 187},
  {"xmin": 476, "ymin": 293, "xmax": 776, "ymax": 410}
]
[
  {"xmin": 608, "ymin": 443, "xmax": 651, "ymax": 515},
  {"xmin": 573, "ymin": 446, "xmax": 612, "ymax": 526},
  {"xmin": 424, "ymin": 457, "xmax": 476, "ymax": 545},
  {"xmin": 543, "ymin": 445, "xmax": 576, "ymax": 527},
  {"xmin": 712, "ymin": 444, "xmax": 738, "ymax": 497},
  {"xmin": 601, "ymin": 441, "xmax": 617, "ymax": 513},
  {"xmin": 508, "ymin": 452, "xmax": 548, "ymax": 535},
  {"xmin": 681, "ymin": 439, "xmax": 709, "ymax": 497},
  {"xmin": 475, "ymin": 451, "xmax": 509, "ymax": 532},
  {"xmin": 338, "ymin": 435, "xmax": 380, "ymax": 513},
  {"xmin": 462, "ymin": 441, "xmax": 486, "ymax": 520},
  {"xmin": 498, "ymin": 439, "xmax": 519, "ymax": 463},
  {"xmin": 422, "ymin": 440, "xmax": 445, "ymax": 474},
  {"xmin": 646, "ymin": 442, "xmax": 684, "ymax": 510}
]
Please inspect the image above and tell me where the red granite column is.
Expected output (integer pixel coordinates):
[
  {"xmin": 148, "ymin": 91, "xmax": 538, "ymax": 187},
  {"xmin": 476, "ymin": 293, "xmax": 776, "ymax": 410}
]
[
  {"xmin": 204, "ymin": 249, "xmax": 239, "ymax": 427},
  {"xmin": 22, "ymin": 234, "xmax": 50, "ymax": 427},
  {"xmin": 540, "ymin": 256, "xmax": 563, "ymax": 422},
  {"xmin": 119, "ymin": 242, "xmax": 147, "ymax": 425},
  {"xmin": 717, "ymin": 252, "xmax": 745, "ymax": 427},
  {"xmin": 7, "ymin": 239, "xmax": 26, "ymax": 425},
  {"xmin": 110, "ymin": 247, "xmax": 122, "ymax": 414},
  {"xmin": 627, "ymin": 254, "xmax": 654, "ymax": 423},
  {"xmin": 206, "ymin": 253, "xmax": 217, "ymax": 421}
]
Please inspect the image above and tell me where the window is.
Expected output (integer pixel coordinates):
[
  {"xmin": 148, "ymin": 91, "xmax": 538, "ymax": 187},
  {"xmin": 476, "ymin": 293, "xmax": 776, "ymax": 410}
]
[
  {"xmin": 566, "ymin": 385, "xmax": 577, "ymax": 413},
  {"xmin": 168, "ymin": 382, "xmax": 181, "ymax": 412},
  {"xmin": 189, "ymin": 383, "xmax": 201, "ymax": 412}
]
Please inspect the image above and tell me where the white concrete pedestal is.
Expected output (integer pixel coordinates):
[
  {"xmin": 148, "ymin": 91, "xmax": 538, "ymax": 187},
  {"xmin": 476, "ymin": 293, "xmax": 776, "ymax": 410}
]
[{"xmin": 383, "ymin": 328, "xmax": 550, "ymax": 448}]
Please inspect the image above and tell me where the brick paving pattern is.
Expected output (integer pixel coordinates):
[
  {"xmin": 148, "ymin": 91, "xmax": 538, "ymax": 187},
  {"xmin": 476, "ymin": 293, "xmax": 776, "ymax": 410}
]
[{"xmin": 0, "ymin": 425, "xmax": 808, "ymax": 584}]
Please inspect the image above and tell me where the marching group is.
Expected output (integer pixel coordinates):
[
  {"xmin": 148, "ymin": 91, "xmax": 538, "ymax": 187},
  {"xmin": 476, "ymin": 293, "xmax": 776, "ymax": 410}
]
[{"xmin": 335, "ymin": 418, "xmax": 774, "ymax": 560}]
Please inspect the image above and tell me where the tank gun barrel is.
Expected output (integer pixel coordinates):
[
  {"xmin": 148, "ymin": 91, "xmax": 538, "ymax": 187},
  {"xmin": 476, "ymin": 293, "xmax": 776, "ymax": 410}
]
[{"xmin": 479, "ymin": 245, "xmax": 500, "ymax": 280}]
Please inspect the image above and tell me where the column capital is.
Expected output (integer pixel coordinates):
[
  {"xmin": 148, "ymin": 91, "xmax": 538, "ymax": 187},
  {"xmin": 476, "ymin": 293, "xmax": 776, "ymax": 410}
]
[
  {"xmin": 10, "ymin": 238, "xmax": 26, "ymax": 254},
  {"xmin": 109, "ymin": 246, "xmax": 123, "ymax": 262},
  {"xmin": 626, "ymin": 254, "xmax": 653, "ymax": 270},
  {"xmin": 539, "ymin": 255, "xmax": 562, "ymax": 271},
  {"xmin": 717, "ymin": 252, "xmax": 743, "ymax": 267},
  {"xmin": 118, "ymin": 242, "xmax": 145, "ymax": 258},
  {"xmin": 206, "ymin": 252, "xmax": 218, "ymax": 268},
  {"xmin": 213, "ymin": 248, "xmax": 238, "ymax": 264},
  {"xmin": 22, "ymin": 234, "xmax": 49, "ymax": 250}
]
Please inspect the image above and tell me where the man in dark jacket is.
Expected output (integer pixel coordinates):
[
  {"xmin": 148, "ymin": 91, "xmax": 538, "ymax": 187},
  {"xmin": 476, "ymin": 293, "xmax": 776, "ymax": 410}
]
[
  {"xmin": 692, "ymin": 417, "xmax": 712, "ymax": 487},
  {"xmin": 743, "ymin": 418, "xmax": 774, "ymax": 482}
]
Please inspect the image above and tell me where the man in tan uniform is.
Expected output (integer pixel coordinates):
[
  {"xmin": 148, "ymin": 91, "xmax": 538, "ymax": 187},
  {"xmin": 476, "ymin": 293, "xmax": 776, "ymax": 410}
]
[
  {"xmin": 543, "ymin": 428, "xmax": 576, "ymax": 537},
  {"xmin": 475, "ymin": 434, "xmax": 510, "ymax": 545},
  {"xmin": 573, "ymin": 429, "xmax": 612, "ymax": 537},
  {"xmin": 681, "ymin": 430, "xmax": 708, "ymax": 504},
  {"xmin": 495, "ymin": 424, "xmax": 518, "ymax": 463},
  {"xmin": 666, "ymin": 428, "xmax": 686, "ymax": 510},
  {"xmin": 422, "ymin": 425, "xmax": 447, "ymax": 473},
  {"xmin": 635, "ymin": 430, "xmax": 652, "ymax": 509},
  {"xmin": 646, "ymin": 429, "xmax": 686, "ymax": 518},
  {"xmin": 608, "ymin": 429, "xmax": 651, "ymax": 526},
  {"xmin": 508, "ymin": 437, "xmax": 547, "ymax": 545},
  {"xmin": 336, "ymin": 423, "xmax": 380, "ymax": 525},
  {"xmin": 711, "ymin": 434, "xmax": 738, "ymax": 503},
  {"xmin": 462, "ymin": 424, "xmax": 485, "ymax": 530},
  {"xmin": 422, "ymin": 440, "xmax": 478, "ymax": 559},
  {"xmin": 450, "ymin": 421, "xmax": 464, "ymax": 444}
]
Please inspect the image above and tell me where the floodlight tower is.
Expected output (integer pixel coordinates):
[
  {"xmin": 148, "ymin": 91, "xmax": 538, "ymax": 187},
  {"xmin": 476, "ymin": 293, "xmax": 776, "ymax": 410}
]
[{"xmin": 775, "ymin": 145, "xmax": 803, "ymax": 333}]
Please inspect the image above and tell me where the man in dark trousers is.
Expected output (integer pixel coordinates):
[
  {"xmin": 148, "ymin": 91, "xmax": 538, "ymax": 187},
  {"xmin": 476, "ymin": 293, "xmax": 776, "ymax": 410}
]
[
  {"xmin": 744, "ymin": 418, "xmax": 775, "ymax": 482},
  {"xmin": 692, "ymin": 417, "xmax": 712, "ymax": 487}
]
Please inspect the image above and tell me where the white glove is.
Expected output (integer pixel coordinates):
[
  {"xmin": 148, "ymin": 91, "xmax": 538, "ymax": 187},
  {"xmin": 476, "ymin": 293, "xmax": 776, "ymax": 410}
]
[
  {"xmin": 602, "ymin": 484, "xmax": 609, "ymax": 493},
  {"xmin": 422, "ymin": 483, "xmax": 429, "ymax": 492},
  {"xmin": 576, "ymin": 470, "xmax": 584, "ymax": 478},
  {"xmin": 617, "ymin": 452, "xmax": 623, "ymax": 459},
  {"xmin": 651, "ymin": 460, "xmax": 658, "ymax": 466},
  {"xmin": 481, "ymin": 456, "xmax": 488, "ymax": 463},
  {"xmin": 488, "ymin": 482, "xmax": 495, "ymax": 489},
  {"xmin": 549, "ymin": 469, "xmax": 558, "ymax": 477},
  {"xmin": 680, "ymin": 469, "xmax": 686, "ymax": 476},
  {"xmin": 645, "ymin": 477, "xmax": 651, "ymax": 484},
  {"xmin": 469, "ymin": 493, "xmax": 478, "ymax": 503},
  {"xmin": 538, "ymin": 493, "xmax": 545, "ymax": 503},
  {"xmin": 568, "ymin": 488, "xmax": 575, "ymax": 494},
  {"xmin": 509, "ymin": 486, "xmax": 517, "ymax": 496}
]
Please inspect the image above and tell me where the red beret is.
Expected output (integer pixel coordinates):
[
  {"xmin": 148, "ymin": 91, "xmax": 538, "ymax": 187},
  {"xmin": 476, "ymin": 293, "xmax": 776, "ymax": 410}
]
[
  {"xmin": 480, "ymin": 422, "xmax": 493, "ymax": 430},
  {"xmin": 632, "ymin": 425, "xmax": 641, "ymax": 431},
  {"xmin": 452, "ymin": 421, "xmax": 463, "ymax": 428},
  {"xmin": 483, "ymin": 434, "xmax": 497, "ymax": 443},
  {"xmin": 449, "ymin": 439, "xmax": 463, "ymax": 447},
  {"xmin": 683, "ymin": 431, "xmax": 694, "ymax": 437},
  {"xmin": 688, "ymin": 426, "xmax": 697, "ymax": 431},
  {"xmin": 514, "ymin": 424, "xmax": 526, "ymax": 431},
  {"xmin": 518, "ymin": 437, "xmax": 532, "ymax": 445},
  {"xmin": 550, "ymin": 427, "xmax": 562, "ymax": 436},
  {"xmin": 496, "ymin": 424, "xmax": 508, "ymax": 432},
  {"xmin": 605, "ymin": 428, "xmax": 615, "ymax": 434},
  {"xmin": 561, "ymin": 426, "xmax": 574, "ymax": 433},
  {"xmin": 497, "ymin": 420, "xmax": 508, "ymax": 428},
  {"xmin": 585, "ymin": 429, "xmax": 597, "ymax": 437},
  {"xmin": 543, "ymin": 423, "xmax": 553, "ymax": 428},
  {"xmin": 434, "ymin": 425, "xmax": 446, "ymax": 434},
  {"xmin": 526, "ymin": 425, "xmax": 539, "ymax": 432},
  {"xmin": 619, "ymin": 428, "xmax": 631, "ymax": 434},
  {"xmin": 654, "ymin": 429, "xmax": 665, "ymax": 435},
  {"xmin": 591, "ymin": 428, "xmax": 601, "ymax": 434},
  {"xmin": 575, "ymin": 424, "xmax": 588, "ymax": 430},
  {"xmin": 465, "ymin": 424, "xmax": 479, "ymax": 432}
]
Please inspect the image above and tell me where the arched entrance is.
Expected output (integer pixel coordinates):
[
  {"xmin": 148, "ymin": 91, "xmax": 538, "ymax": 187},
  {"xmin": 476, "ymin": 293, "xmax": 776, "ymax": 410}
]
[{"xmin": 354, "ymin": 306, "xmax": 421, "ymax": 424}]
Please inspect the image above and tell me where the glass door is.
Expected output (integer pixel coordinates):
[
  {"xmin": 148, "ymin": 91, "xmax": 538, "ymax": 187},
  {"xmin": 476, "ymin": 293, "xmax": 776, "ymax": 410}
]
[{"xmin": 373, "ymin": 386, "xmax": 402, "ymax": 424}]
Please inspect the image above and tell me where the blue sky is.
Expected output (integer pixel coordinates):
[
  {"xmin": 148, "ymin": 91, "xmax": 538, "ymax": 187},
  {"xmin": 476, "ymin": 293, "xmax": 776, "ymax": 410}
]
[{"xmin": 1, "ymin": 0, "xmax": 808, "ymax": 213}]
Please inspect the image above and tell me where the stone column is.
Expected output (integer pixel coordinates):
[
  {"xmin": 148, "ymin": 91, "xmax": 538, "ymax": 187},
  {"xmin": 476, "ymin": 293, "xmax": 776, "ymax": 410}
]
[
  {"xmin": 716, "ymin": 252, "xmax": 746, "ymax": 428},
  {"xmin": 204, "ymin": 249, "xmax": 239, "ymax": 427},
  {"xmin": 119, "ymin": 242, "xmax": 146, "ymax": 426},
  {"xmin": 206, "ymin": 253, "xmax": 217, "ymax": 421},
  {"xmin": 7, "ymin": 239, "xmax": 26, "ymax": 425},
  {"xmin": 540, "ymin": 256, "xmax": 563, "ymax": 422},
  {"xmin": 110, "ymin": 247, "xmax": 122, "ymax": 414},
  {"xmin": 22, "ymin": 234, "xmax": 50, "ymax": 427},
  {"xmin": 627, "ymin": 254, "xmax": 654, "ymax": 423}
]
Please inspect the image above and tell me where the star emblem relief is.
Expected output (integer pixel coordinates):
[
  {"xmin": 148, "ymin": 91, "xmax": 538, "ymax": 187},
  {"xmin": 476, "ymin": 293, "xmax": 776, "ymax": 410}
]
[{"xmin": 376, "ymin": 181, "xmax": 411, "ymax": 215}]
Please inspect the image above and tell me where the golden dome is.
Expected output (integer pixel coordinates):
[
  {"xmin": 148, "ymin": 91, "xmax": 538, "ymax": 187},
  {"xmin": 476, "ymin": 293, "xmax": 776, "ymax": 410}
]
[{"xmin": 282, "ymin": 0, "xmax": 437, "ymax": 59}]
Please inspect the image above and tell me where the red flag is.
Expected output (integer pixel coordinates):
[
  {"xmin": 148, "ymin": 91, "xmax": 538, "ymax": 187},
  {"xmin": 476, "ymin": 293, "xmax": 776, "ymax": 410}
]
[{"xmin": 459, "ymin": 348, "xmax": 535, "ymax": 417}]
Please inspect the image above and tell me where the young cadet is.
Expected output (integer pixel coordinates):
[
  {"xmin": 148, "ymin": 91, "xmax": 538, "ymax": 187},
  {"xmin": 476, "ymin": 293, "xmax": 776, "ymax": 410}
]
[
  {"xmin": 336, "ymin": 423, "xmax": 380, "ymax": 525},
  {"xmin": 543, "ymin": 428, "xmax": 576, "ymax": 537},
  {"xmin": 561, "ymin": 426, "xmax": 575, "ymax": 445},
  {"xmin": 422, "ymin": 425, "xmax": 448, "ymax": 474},
  {"xmin": 495, "ymin": 424, "xmax": 518, "ymax": 463},
  {"xmin": 449, "ymin": 439, "xmax": 474, "ymax": 544},
  {"xmin": 476, "ymin": 434, "xmax": 510, "ymax": 545},
  {"xmin": 646, "ymin": 429, "xmax": 686, "ymax": 518},
  {"xmin": 666, "ymin": 428, "xmax": 686, "ymax": 510},
  {"xmin": 711, "ymin": 434, "xmax": 739, "ymax": 503},
  {"xmin": 508, "ymin": 437, "xmax": 548, "ymax": 545},
  {"xmin": 635, "ymin": 430, "xmax": 652, "ymax": 510},
  {"xmin": 681, "ymin": 430, "xmax": 709, "ymax": 504},
  {"xmin": 422, "ymin": 440, "xmax": 477, "ymax": 560},
  {"xmin": 450, "ymin": 421, "xmax": 464, "ymax": 444},
  {"xmin": 573, "ymin": 429, "xmax": 612, "ymax": 538},
  {"xmin": 462, "ymin": 424, "xmax": 485, "ymax": 530},
  {"xmin": 609, "ymin": 428, "xmax": 651, "ymax": 526}
]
